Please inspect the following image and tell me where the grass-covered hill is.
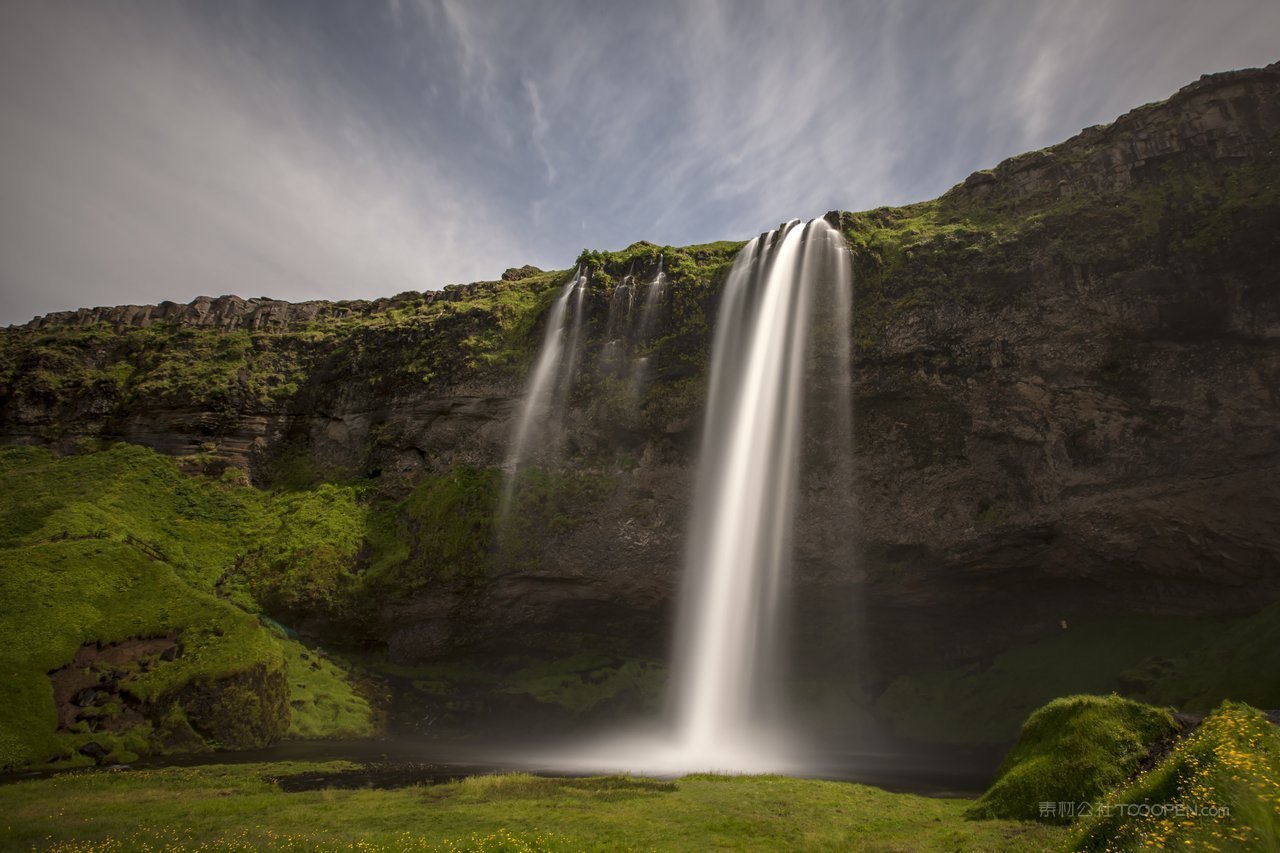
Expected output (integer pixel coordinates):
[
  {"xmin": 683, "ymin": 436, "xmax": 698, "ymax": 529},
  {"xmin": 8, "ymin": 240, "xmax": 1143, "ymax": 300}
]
[
  {"xmin": 0, "ymin": 443, "xmax": 378, "ymax": 770},
  {"xmin": 0, "ymin": 441, "xmax": 672, "ymax": 771}
]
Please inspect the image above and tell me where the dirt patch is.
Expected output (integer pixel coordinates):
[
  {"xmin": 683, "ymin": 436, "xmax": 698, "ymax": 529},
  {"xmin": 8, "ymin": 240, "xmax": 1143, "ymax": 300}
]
[{"xmin": 46, "ymin": 633, "xmax": 181, "ymax": 732}]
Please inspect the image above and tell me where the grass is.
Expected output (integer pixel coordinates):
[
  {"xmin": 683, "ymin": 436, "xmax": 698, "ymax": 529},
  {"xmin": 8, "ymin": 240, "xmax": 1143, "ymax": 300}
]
[
  {"xmin": 1139, "ymin": 602, "xmax": 1280, "ymax": 713},
  {"xmin": 280, "ymin": 642, "xmax": 377, "ymax": 741},
  {"xmin": 0, "ymin": 535, "xmax": 286, "ymax": 768},
  {"xmin": 1070, "ymin": 702, "xmax": 1280, "ymax": 850},
  {"xmin": 0, "ymin": 444, "xmax": 377, "ymax": 770},
  {"xmin": 968, "ymin": 694, "xmax": 1176, "ymax": 823},
  {"xmin": 873, "ymin": 612, "xmax": 1256, "ymax": 746},
  {"xmin": 0, "ymin": 764, "xmax": 1061, "ymax": 851}
]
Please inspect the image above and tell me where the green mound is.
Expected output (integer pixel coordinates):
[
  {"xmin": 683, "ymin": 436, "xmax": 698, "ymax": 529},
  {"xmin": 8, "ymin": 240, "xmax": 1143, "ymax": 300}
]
[
  {"xmin": 1071, "ymin": 701, "xmax": 1280, "ymax": 850},
  {"xmin": 969, "ymin": 694, "xmax": 1177, "ymax": 823},
  {"xmin": 0, "ymin": 444, "xmax": 376, "ymax": 770}
]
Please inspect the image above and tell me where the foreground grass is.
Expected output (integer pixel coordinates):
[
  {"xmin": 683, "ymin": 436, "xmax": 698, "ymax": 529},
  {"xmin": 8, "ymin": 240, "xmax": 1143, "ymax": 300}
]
[
  {"xmin": 1070, "ymin": 702, "xmax": 1280, "ymax": 851},
  {"xmin": 0, "ymin": 764, "xmax": 1060, "ymax": 851}
]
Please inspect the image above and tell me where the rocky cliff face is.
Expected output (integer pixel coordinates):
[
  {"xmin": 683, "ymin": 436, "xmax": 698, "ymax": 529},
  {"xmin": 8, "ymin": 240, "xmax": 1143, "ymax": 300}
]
[
  {"xmin": 17, "ymin": 274, "xmax": 541, "ymax": 333},
  {"xmin": 3, "ymin": 64, "xmax": 1279, "ymax": 719}
]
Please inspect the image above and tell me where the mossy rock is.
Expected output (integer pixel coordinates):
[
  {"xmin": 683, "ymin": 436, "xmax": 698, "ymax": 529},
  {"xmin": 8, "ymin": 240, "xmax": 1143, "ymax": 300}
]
[
  {"xmin": 968, "ymin": 694, "xmax": 1177, "ymax": 823},
  {"xmin": 175, "ymin": 662, "xmax": 290, "ymax": 749}
]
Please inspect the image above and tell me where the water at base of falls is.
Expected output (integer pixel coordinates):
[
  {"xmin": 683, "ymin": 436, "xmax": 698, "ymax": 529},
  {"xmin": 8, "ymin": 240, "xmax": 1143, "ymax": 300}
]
[{"xmin": 554, "ymin": 218, "xmax": 853, "ymax": 775}]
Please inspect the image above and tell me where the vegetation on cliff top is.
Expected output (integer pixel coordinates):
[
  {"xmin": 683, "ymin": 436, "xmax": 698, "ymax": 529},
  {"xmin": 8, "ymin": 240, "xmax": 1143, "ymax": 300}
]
[{"xmin": 841, "ymin": 153, "xmax": 1280, "ymax": 356}]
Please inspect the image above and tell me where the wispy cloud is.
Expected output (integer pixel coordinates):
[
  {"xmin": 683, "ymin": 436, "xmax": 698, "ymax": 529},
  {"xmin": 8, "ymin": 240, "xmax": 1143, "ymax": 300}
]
[
  {"xmin": 1, "ymin": 0, "xmax": 1278, "ymax": 324},
  {"xmin": 0, "ymin": 0, "xmax": 534, "ymax": 324}
]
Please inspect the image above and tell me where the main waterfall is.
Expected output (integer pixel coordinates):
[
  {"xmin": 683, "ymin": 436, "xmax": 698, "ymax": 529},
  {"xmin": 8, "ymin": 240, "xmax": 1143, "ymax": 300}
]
[
  {"xmin": 553, "ymin": 217, "xmax": 853, "ymax": 774},
  {"xmin": 667, "ymin": 217, "xmax": 852, "ymax": 768}
]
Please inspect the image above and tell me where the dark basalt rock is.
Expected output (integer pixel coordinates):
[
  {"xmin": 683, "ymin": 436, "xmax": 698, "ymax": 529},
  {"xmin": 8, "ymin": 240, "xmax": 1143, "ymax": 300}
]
[{"xmin": 77, "ymin": 742, "xmax": 108, "ymax": 763}]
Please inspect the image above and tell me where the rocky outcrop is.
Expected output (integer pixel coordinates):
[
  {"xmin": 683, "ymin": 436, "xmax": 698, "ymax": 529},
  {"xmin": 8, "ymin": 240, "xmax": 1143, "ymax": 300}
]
[
  {"xmin": 17, "ymin": 280, "xmax": 505, "ymax": 333},
  {"xmin": 501, "ymin": 265, "xmax": 544, "ymax": 281},
  {"xmin": 948, "ymin": 62, "xmax": 1280, "ymax": 209}
]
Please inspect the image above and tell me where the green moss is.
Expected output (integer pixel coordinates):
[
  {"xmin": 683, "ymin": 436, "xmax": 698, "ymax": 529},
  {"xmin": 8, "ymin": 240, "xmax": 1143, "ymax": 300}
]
[
  {"xmin": 364, "ymin": 465, "xmax": 501, "ymax": 590},
  {"xmin": 875, "ymin": 614, "xmax": 1215, "ymax": 746},
  {"xmin": 1139, "ymin": 602, "xmax": 1280, "ymax": 714},
  {"xmin": 0, "ymin": 444, "xmax": 377, "ymax": 769},
  {"xmin": 401, "ymin": 466, "xmax": 499, "ymax": 578},
  {"xmin": 969, "ymin": 694, "xmax": 1176, "ymax": 823},
  {"xmin": 499, "ymin": 655, "xmax": 666, "ymax": 714},
  {"xmin": 874, "ymin": 606, "xmax": 1280, "ymax": 749},
  {"xmin": 494, "ymin": 467, "xmax": 616, "ymax": 569},
  {"xmin": 238, "ymin": 484, "xmax": 369, "ymax": 617},
  {"xmin": 0, "ymin": 537, "xmax": 282, "ymax": 768},
  {"xmin": 177, "ymin": 662, "xmax": 290, "ymax": 749},
  {"xmin": 1070, "ymin": 702, "xmax": 1280, "ymax": 850},
  {"xmin": 281, "ymin": 642, "xmax": 378, "ymax": 740}
]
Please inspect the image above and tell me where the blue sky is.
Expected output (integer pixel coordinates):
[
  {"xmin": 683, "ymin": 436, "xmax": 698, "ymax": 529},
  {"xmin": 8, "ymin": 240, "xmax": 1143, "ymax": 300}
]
[{"xmin": 2, "ymin": 0, "xmax": 1278, "ymax": 325}]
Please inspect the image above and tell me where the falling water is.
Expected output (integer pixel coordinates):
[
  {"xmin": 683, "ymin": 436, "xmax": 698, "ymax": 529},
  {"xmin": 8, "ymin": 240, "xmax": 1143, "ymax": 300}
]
[
  {"xmin": 599, "ymin": 273, "xmax": 635, "ymax": 376},
  {"xmin": 669, "ymin": 218, "xmax": 852, "ymax": 768},
  {"xmin": 500, "ymin": 266, "xmax": 589, "ymax": 520},
  {"xmin": 628, "ymin": 255, "xmax": 668, "ymax": 397},
  {"xmin": 558, "ymin": 218, "xmax": 853, "ymax": 773},
  {"xmin": 634, "ymin": 254, "xmax": 667, "ymax": 344}
]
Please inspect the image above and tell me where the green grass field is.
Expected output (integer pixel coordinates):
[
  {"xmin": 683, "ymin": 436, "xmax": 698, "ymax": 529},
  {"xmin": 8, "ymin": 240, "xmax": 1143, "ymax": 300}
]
[
  {"xmin": 0, "ymin": 764, "xmax": 1060, "ymax": 852},
  {"xmin": 3, "ymin": 697, "xmax": 1278, "ymax": 850}
]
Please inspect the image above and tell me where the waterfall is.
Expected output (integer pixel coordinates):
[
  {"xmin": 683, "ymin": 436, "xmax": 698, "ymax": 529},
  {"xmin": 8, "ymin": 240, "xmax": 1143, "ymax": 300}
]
[
  {"xmin": 599, "ymin": 273, "xmax": 635, "ymax": 377},
  {"xmin": 560, "ymin": 218, "xmax": 853, "ymax": 773},
  {"xmin": 500, "ymin": 266, "xmax": 589, "ymax": 520},
  {"xmin": 669, "ymin": 218, "xmax": 852, "ymax": 767},
  {"xmin": 628, "ymin": 255, "xmax": 668, "ymax": 397},
  {"xmin": 634, "ymin": 254, "xmax": 667, "ymax": 344}
]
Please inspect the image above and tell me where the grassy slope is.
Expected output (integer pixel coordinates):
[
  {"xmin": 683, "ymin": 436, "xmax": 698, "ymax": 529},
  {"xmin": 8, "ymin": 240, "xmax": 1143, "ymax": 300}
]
[
  {"xmin": 0, "ymin": 445, "xmax": 375, "ymax": 770},
  {"xmin": 960, "ymin": 698, "xmax": 1280, "ymax": 850},
  {"xmin": 1070, "ymin": 702, "xmax": 1280, "ymax": 850},
  {"xmin": 0, "ymin": 767, "xmax": 1060, "ymax": 852}
]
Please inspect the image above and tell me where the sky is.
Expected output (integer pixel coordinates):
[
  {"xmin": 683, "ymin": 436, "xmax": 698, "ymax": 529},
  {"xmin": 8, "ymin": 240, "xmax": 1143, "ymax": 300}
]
[{"xmin": 1, "ymin": 1, "xmax": 1278, "ymax": 326}]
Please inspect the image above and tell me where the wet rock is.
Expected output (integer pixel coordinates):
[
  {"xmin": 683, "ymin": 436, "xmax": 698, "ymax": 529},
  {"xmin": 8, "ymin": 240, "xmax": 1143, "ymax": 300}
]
[{"xmin": 78, "ymin": 741, "xmax": 108, "ymax": 763}]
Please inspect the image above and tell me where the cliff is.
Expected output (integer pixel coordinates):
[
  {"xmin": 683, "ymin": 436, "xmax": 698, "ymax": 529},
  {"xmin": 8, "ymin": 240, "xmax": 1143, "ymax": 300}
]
[{"xmin": 2, "ymin": 62, "xmax": 1279, "ymax": 753}]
